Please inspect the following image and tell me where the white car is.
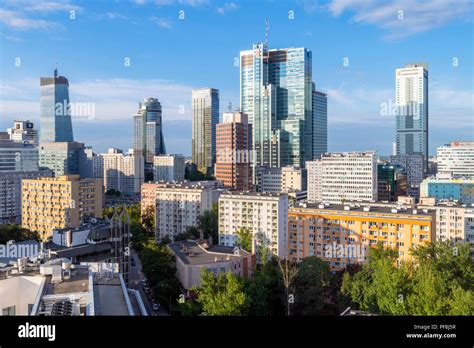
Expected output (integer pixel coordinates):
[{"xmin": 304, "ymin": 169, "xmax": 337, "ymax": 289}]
[{"xmin": 152, "ymin": 303, "xmax": 160, "ymax": 311}]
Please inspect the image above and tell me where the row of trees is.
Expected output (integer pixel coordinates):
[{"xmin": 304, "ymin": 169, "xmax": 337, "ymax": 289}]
[
  {"xmin": 341, "ymin": 241, "xmax": 474, "ymax": 315},
  {"xmin": 178, "ymin": 256, "xmax": 334, "ymax": 316},
  {"xmin": 177, "ymin": 240, "xmax": 474, "ymax": 316}
]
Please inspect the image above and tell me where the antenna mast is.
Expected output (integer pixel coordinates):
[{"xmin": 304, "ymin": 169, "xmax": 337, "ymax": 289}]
[{"xmin": 265, "ymin": 17, "xmax": 269, "ymax": 51}]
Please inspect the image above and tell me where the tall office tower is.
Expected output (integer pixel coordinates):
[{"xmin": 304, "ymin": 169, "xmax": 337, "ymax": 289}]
[
  {"xmin": 306, "ymin": 152, "xmax": 378, "ymax": 204},
  {"xmin": 22, "ymin": 175, "xmax": 103, "ymax": 240},
  {"xmin": 100, "ymin": 148, "xmax": 144, "ymax": 195},
  {"xmin": 192, "ymin": 88, "xmax": 219, "ymax": 176},
  {"xmin": 377, "ymin": 163, "xmax": 407, "ymax": 202},
  {"xmin": 215, "ymin": 112, "xmax": 252, "ymax": 191},
  {"xmin": 218, "ymin": 192, "xmax": 288, "ymax": 259},
  {"xmin": 437, "ymin": 141, "xmax": 474, "ymax": 178},
  {"xmin": 389, "ymin": 154, "xmax": 424, "ymax": 197},
  {"xmin": 153, "ymin": 154, "xmax": 185, "ymax": 183},
  {"xmin": 40, "ymin": 69, "xmax": 74, "ymax": 143},
  {"xmin": 132, "ymin": 98, "xmax": 166, "ymax": 174},
  {"xmin": 7, "ymin": 120, "xmax": 39, "ymax": 145},
  {"xmin": 395, "ymin": 63, "xmax": 429, "ymax": 170},
  {"xmin": 39, "ymin": 141, "xmax": 87, "ymax": 177},
  {"xmin": 312, "ymin": 87, "xmax": 328, "ymax": 158},
  {"xmin": 240, "ymin": 44, "xmax": 324, "ymax": 169}
]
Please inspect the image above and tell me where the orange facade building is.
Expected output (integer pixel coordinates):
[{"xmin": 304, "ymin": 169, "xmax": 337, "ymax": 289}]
[{"xmin": 215, "ymin": 112, "xmax": 252, "ymax": 191}]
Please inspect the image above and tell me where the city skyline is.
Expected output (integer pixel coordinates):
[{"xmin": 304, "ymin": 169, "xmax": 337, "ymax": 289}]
[{"xmin": 0, "ymin": 0, "xmax": 472, "ymax": 156}]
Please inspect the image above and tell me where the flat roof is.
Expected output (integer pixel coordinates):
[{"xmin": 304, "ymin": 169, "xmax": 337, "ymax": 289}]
[
  {"xmin": 43, "ymin": 267, "xmax": 90, "ymax": 296},
  {"xmin": 291, "ymin": 202, "xmax": 434, "ymax": 217},
  {"xmin": 93, "ymin": 277, "xmax": 130, "ymax": 315},
  {"xmin": 169, "ymin": 240, "xmax": 250, "ymax": 266}
]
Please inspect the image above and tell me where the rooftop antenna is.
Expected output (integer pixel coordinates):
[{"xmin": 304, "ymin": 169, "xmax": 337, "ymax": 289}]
[
  {"xmin": 54, "ymin": 61, "xmax": 58, "ymax": 77},
  {"xmin": 265, "ymin": 17, "xmax": 269, "ymax": 51}
]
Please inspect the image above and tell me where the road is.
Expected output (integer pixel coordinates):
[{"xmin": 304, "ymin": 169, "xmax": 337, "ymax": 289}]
[{"xmin": 130, "ymin": 249, "xmax": 169, "ymax": 316}]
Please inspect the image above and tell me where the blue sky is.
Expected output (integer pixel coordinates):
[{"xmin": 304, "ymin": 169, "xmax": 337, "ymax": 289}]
[{"xmin": 0, "ymin": 0, "xmax": 473, "ymax": 156}]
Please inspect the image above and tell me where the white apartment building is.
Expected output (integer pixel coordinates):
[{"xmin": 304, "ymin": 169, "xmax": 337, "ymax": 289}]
[
  {"xmin": 218, "ymin": 192, "xmax": 288, "ymax": 259},
  {"xmin": 419, "ymin": 198, "xmax": 474, "ymax": 258},
  {"xmin": 281, "ymin": 166, "xmax": 306, "ymax": 192},
  {"xmin": 153, "ymin": 154, "xmax": 185, "ymax": 183},
  {"xmin": 437, "ymin": 141, "xmax": 474, "ymax": 178},
  {"xmin": 144, "ymin": 183, "xmax": 216, "ymax": 240},
  {"xmin": 306, "ymin": 152, "xmax": 378, "ymax": 204},
  {"xmin": 256, "ymin": 166, "xmax": 306, "ymax": 193},
  {"xmin": 100, "ymin": 148, "xmax": 144, "ymax": 195}
]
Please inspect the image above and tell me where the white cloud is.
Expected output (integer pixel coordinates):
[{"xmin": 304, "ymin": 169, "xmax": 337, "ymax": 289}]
[
  {"xmin": 132, "ymin": 0, "xmax": 209, "ymax": 6},
  {"xmin": 149, "ymin": 16, "xmax": 172, "ymax": 28},
  {"xmin": 326, "ymin": 0, "xmax": 473, "ymax": 39},
  {"xmin": 106, "ymin": 12, "xmax": 129, "ymax": 20},
  {"xmin": 0, "ymin": 1, "xmax": 82, "ymax": 31},
  {"xmin": 216, "ymin": 2, "xmax": 239, "ymax": 14},
  {"xmin": 23, "ymin": 1, "xmax": 82, "ymax": 13},
  {"xmin": 0, "ymin": 8, "xmax": 57, "ymax": 30}
]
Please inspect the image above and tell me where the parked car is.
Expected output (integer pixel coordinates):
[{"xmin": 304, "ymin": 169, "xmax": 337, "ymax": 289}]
[
  {"xmin": 143, "ymin": 287, "xmax": 150, "ymax": 294},
  {"xmin": 152, "ymin": 303, "xmax": 160, "ymax": 311}
]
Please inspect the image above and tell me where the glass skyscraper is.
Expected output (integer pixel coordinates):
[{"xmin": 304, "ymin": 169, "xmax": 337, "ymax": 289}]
[
  {"xmin": 40, "ymin": 69, "xmax": 74, "ymax": 143},
  {"xmin": 395, "ymin": 63, "xmax": 429, "ymax": 170},
  {"xmin": 312, "ymin": 86, "xmax": 328, "ymax": 158},
  {"xmin": 240, "ymin": 44, "xmax": 325, "ymax": 169},
  {"xmin": 192, "ymin": 88, "xmax": 219, "ymax": 175},
  {"xmin": 132, "ymin": 98, "xmax": 166, "ymax": 169}
]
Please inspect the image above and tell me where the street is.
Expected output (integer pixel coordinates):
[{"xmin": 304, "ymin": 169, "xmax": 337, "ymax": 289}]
[{"xmin": 130, "ymin": 249, "xmax": 169, "ymax": 316}]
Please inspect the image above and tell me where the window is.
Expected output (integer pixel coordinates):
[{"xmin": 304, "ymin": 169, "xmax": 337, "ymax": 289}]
[{"xmin": 2, "ymin": 306, "xmax": 15, "ymax": 316}]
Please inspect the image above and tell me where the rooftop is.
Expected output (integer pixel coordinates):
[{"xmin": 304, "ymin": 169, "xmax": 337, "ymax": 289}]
[
  {"xmin": 169, "ymin": 240, "xmax": 251, "ymax": 266},
  {"xmin": 291, "ymin": 201, "xmax": 434, "ymax": 218}
]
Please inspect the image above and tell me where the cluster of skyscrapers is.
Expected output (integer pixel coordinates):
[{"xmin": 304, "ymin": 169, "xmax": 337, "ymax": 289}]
[{"xmin": 0, "ymin": 40, "xmax": 472, "ymax": 288}]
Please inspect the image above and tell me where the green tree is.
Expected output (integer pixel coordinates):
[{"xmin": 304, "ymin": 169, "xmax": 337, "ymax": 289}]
[
  {"xmin": 140, "ymin": 240, "xmax": 181, "ymax": 310},
  {"xmin": 0, "ymin": 225, "xmax": 39, "ymax": 244},
  {"xmin": 244, "ymin": 260, "xmax": 284, "ymax": 316},
  {"xmin": 200, "ymin": 202, "xmax": 218, "ymax": 243},
  {"xmin": 294, "ymin": 257, "xmax": 331, "ymax": 315},
  {"xmin": 141, "ymin": 204, "xmax": 155, "ymax": 233},
  {"xmin": 235, "ymin": 227, "xmax": 252, "ymax": 252},
  {"xmin": 177, "ymin": 299, "xmax": 202, "ymax": 316},
  {"xmin": 196, "ymin": 269, "xmax": 246, "ymax": 315}
]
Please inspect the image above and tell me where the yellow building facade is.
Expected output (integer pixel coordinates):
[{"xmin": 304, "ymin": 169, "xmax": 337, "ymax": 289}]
[
  {"xmin": 22, "ymin": 175, "xmax": 103, "ymax": 240},
  {"xmin": 288, "ymin": 203, "xmax": 435, "ymax": 270}
]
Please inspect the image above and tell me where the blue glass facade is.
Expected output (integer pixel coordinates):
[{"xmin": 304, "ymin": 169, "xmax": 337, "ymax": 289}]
[
  {"xmin": 40, "ymin": 70, "xmax": 74, "ymax": 143},
  {"xmin": 240, "ymin": 44, "xmax": 325, "ymax": 169},
  {"xmin": 395, "ymin": 64, "xmax": 429, "ymax": 170}
]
